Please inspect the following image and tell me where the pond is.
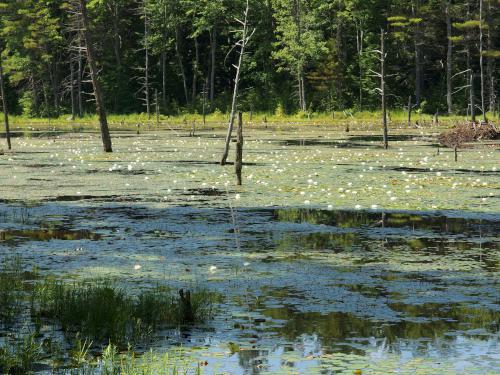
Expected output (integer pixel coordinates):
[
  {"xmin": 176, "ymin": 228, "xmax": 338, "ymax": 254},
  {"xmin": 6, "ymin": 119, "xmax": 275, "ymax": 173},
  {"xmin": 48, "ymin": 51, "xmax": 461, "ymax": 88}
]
[{"xmin": 0, "ymin": 127, "xmax": 498, "ymax": 374}]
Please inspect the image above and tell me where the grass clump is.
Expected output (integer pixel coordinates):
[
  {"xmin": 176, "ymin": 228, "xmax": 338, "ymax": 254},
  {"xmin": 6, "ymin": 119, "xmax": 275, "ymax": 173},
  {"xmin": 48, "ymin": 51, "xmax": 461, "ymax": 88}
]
[
  {"xmin": 0, "ymin": 256, "xmax": 25, "ymax": 321},
  {"xmin": 0, "ymin": 333, "xmax": 43, "ymax": 374},
  {"xmin": 32, "ymin": 279, "xmax": 217, "ymax": 346}
]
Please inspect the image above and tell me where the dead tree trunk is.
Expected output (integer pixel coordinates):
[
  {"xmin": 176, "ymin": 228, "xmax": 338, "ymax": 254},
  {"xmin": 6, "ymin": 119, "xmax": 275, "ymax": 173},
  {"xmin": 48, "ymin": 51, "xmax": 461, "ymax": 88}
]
[
  {"xmin": 0, "ymin": 51, "xmax": 11, "ymax": 150},
  {"xmin": 479, "ymin": 0, "xmax": 486, "ymax": 122},
  {"xmin": 77, "ymin": 30, "xmax": 83, "ymax": 118},
  {"xmin": 144, "ymin": 1, "xmax": 150, "ymax": 120},
  {"xmin": 70, "ymin": 55, "xmax": 76, "ymax": 121},
  {"xmin": 446, "ymin": 0, "xmax": 453, "ymax": 114},
  {"xmin": 486, "ymin": 0, "xmax": 495, "ymax": 113},
  {"xmin": 381, "ymin": 29, "xmax": 388, "ymax": 149},
  {"xmin": 79, "ymin": 0, "xmax": 112, "ymax": 152},
  {"xmin": 220, "ymin": 0, "xmax": 253, "ymax": 165},
  {"xmin": 155, "ymin": 89, "xmax": 159, "ymax": 127},
  {"xmin": 412, "ymin": 0, "xmax": 422, "ymax": 107},
  {"xmin": 235, "ymin": 112, "xmax": 243, "ymax": 185},
  {"xmin": 202, "ymin": 77, "xmax": 207, "ymax": 125},
  {"xmin": 470, "ymin": 71, "xmax": 476, "ymax": 124}
]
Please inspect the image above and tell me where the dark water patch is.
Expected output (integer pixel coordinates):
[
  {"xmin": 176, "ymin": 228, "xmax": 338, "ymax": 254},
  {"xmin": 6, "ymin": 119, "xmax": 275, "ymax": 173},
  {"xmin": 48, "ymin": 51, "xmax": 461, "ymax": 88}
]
[
  {"xmin": 0, "ymin": 229, "xmax": 100, "ymax": 242},
  {"xmin": 387, "ymin": 166, "xmax": 498, "ymax": 176},
  {"xmin": 0, "ymin": 131, "xmax": 70, "ymax": 138},
  {"xmin": 348, "ymin": 134, "xmax": 423, "ymax": 142},
  {"xmin": 44, "ymin": 195, "xmax": 144, "ymax": 203},
  {"xmin": 271, "ymin": 208, "xmax": 500, "ymax": 237},
  {"xmin": 275, "ymin": 139, "xmax": 377, "ymax": 149}
]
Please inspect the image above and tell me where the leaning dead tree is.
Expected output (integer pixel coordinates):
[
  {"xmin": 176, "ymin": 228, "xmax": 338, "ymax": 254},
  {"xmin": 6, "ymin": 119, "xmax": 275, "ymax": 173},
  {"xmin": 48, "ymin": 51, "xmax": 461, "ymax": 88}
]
[
  {"xmin": 0, "ymin": 45, "xmax": 11, "ymax": 150},
  {"xmin": 370, "ymin": 29, "xmax": 388, "ymax": 149},
  {"xmin": 70, "ymin": 0, "xmax": 112, "ymax": 152},
  {"xmin": 220, "ymin": 0, "xmax": 255, "ymax": 166},
  {"xmin": 135, "ymin": 0, "xmax": 151, "ymax": 120}
]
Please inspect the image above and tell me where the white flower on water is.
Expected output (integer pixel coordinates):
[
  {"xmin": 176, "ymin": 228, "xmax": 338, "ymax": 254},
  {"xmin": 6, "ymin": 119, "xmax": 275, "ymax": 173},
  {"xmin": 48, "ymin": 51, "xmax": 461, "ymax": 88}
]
[
  {"xmin": 243, "ymin": 262, "xmax": 250, "ymax": 267},
  {"xmin": 235, "ymin": 194, "xmax": 241, "ymax": 200},
  {"xmin": 134, "ymin": 264, "xmax": 142, "ymax": 270},
  {"xmin": 209, "ymin": 266, "xmax": 217, "ymax": 273}
]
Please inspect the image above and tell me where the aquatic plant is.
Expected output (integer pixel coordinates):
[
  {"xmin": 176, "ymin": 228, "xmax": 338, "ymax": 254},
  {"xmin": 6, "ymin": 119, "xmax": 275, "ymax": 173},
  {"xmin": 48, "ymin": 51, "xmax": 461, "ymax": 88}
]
[{"xmin": 32, "ymin": 279, "xmax": 217, "ymax": 345}]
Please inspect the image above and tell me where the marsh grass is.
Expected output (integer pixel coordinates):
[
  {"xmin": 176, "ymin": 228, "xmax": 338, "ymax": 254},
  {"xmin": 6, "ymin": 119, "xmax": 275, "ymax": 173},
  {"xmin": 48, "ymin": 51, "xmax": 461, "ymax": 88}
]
[
  {"xmin": 32, "ymin": 279, "xmax": 217, "ymax": 346},
  {"xmin": 0, "ymin": 256, "xmax": 24, "ymax": 320},
  {"xmin": 66, "ymin": 343, "xmax": 203, "ymax": 375},
  {"xmin": 4, "ymin": 110, "xmax": 496, "ymax": 133},
  {"xmin": 0, "ymin": 332, "xmax": 43, "ymax": 374}
]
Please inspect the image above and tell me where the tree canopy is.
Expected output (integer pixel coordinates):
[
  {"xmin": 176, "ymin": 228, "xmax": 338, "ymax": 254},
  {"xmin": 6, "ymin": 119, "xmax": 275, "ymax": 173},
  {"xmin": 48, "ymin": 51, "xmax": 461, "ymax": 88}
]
[{"xmin": 0, "ymin": 0, "xmax": 498, "ymax": 117}]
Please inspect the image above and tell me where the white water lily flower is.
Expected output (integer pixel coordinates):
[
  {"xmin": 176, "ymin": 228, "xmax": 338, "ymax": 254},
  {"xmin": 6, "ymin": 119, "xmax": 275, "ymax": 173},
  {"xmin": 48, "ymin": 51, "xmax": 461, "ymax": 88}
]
[
  {"xmin": 209, "ymin": 266, "xmax": 217, "ymax": 273},
  {"xmin": 134, "ymin": 264, "xmax": 142, "ymax": 270}
]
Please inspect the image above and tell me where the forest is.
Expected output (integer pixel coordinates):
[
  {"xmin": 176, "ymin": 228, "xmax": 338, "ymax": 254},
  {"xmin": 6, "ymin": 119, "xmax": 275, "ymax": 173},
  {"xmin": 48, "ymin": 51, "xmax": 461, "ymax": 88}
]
[{"xmin": 0, "ymin": 0, "xmax": 498, "ymax": 119}]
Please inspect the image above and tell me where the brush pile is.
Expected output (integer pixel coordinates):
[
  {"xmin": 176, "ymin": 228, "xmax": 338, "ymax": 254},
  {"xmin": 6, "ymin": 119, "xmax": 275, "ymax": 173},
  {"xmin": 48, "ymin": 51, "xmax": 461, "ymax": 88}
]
[{"xmin": 438, "ymin": 122, "xmax": 499, "ymax": 147}]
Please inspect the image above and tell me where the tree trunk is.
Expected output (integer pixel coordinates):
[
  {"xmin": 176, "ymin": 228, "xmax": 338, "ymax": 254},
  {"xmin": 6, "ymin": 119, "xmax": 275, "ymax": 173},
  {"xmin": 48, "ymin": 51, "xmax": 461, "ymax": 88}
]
[
  {"xmin": 202, "ymin": 77, "xmax": 207, "ymax": 125},
  {"xmin": 70, "ymin": 55, "xmax": 76, "ymax": 121},
  {"xmin": 486, "ymin": 0, "xmax": 495, "ymax": 113},
  {"xmin": 221, "ymin": 0, "xmax": 251, "ymax": 165},
  {"xmin": 49, "ymin": 60, "xmax": 60, "ymax": 117},
  {"xmin": 144, "ymin": 1, "xmax": 150, "ymax": 120},
  {"xmin": 479, "ymin": 0, "xmax": 486, "ymax": 122},
  {"xmin": 209, "ymin": 27, "xmax": 217, "ymax": 109},
  {"xmin": 356, "ymin": 22, "xmax": 364, "ymax": 109},
  {"xmin": 412, "ymin": 0, "xmax": 422, "ymax": 107},
  {"xmin": 175, "ymin": 27, "xmax": 189, "ymax": 105},
  {"xmin": 0, "ymin": 52, "xmax": 11, "ymax": 150},
  {"xmin": 381, "ymin": 30, "xmax": 388, "ymax": 150},
  {"xmin": 407, "ymin": 95, "xmax": 412, "ymax": 127},
  {"xmin": 446, "ymin": 0, "xmax": 453, "ymax": 114},
  {"xmin": 112, "ymin": 1, "xmax": 121, "ymax": 67},
  {"xmin": 77, "ymin": 34, "xmax": 83, "ymax": 118},
  {"xmin": 161, "ymin": 51, "xmax": 167, "ymax": 110},
  {"xmin": 79, "ymin": 0, "xmax": 112, "ymax": 152},
  {"xmin": 192, "ymin": 36, "xmax": 199, "ymax": 102},
  {"xmin": 235, "ymin": 112, "xmax": 243, "ymax": 185},
  {"xmin": 470, "ymin": 70, "xmax": 476, "ymax": 124}
]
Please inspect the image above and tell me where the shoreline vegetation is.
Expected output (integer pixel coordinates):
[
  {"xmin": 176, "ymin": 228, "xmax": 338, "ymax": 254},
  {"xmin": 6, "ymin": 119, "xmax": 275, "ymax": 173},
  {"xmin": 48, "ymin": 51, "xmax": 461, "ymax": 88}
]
[{"xmin": 1, "ymin": 110, "xmax": 498, "ymax": 132}]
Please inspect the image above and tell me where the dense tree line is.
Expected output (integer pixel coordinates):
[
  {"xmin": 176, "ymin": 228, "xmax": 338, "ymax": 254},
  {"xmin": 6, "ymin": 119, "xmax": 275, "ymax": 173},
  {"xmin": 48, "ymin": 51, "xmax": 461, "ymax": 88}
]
[{"xmin": 0, "ymin": 0, "xmax": 498, "ymax": 118}]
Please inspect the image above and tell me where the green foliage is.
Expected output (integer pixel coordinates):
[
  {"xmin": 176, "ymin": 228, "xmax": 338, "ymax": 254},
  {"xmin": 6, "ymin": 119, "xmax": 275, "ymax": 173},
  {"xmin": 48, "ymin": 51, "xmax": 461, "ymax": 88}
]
[{"xmin": 0, "ymin": 0, "xmax": 498, "ymax": 115}]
